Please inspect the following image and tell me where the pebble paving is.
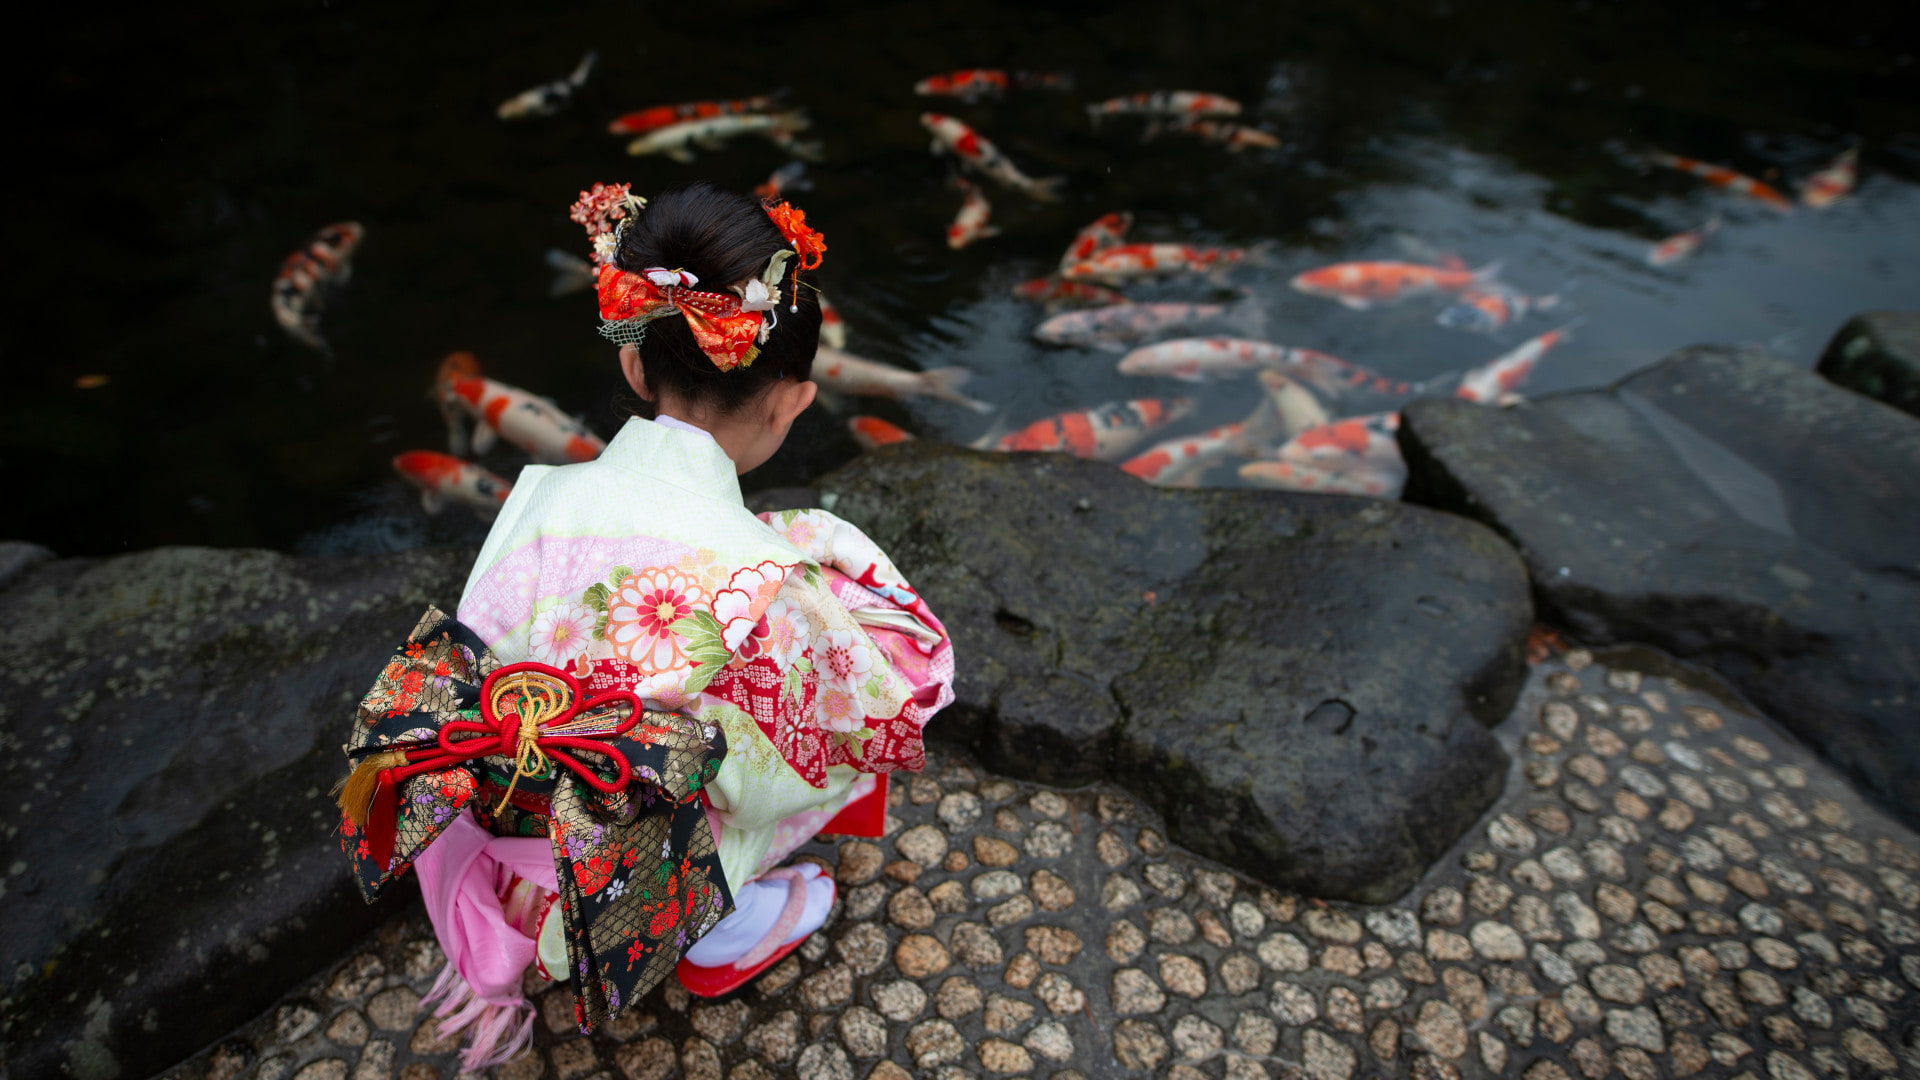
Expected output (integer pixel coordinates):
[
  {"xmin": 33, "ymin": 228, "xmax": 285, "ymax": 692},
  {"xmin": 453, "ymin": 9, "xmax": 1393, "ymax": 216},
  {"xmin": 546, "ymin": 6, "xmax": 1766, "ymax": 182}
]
[{"xmin": 160, "ymin": 647, "xmax": 1920, "ymax": 1079}]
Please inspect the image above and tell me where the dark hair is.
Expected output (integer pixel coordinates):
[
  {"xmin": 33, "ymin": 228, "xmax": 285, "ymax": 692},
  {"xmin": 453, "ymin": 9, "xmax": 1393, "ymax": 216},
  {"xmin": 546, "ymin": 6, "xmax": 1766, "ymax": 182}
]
[{"xmin": 613, "ymin": 181, "xmax": 821, "ymax": 415}]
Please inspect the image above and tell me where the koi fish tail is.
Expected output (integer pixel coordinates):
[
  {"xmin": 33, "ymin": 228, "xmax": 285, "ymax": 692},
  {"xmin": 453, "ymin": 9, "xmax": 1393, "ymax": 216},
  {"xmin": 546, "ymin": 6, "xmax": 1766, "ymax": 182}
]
[
  {"xmin": 921, "ymin": 367, "xmax": 995, "ymax": 414},
  {"xmin": 544, "ymin": 249, "xmax": 596, "ymax": 297},
  {"xmin": 569, "ymin": 50, "xmax": 598, "ymax": 87},
  {"xmin": 1024, "ymin": 175, "xmax": 1067, "ymax": 203}
]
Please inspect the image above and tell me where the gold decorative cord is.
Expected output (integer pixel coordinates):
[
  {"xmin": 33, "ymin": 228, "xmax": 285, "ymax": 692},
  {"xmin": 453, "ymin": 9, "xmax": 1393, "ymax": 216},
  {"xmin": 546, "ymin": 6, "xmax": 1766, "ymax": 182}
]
[{"xmin": 489, "ymin": 670, "xmax": 571, "ymax": 814}]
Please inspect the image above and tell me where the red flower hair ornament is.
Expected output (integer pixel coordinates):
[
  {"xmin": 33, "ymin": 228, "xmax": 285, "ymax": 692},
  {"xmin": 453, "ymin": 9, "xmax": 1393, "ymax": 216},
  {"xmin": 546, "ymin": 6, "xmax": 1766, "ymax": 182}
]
[{"xmin": 569, "ymin": 183, "xmax": 828, "ymax": 373}]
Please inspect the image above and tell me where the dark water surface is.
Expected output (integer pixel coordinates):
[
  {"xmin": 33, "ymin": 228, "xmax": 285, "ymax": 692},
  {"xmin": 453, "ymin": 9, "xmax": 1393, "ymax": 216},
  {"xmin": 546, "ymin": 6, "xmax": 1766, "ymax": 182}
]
[{"xmin": 4, "ymin": 1, "xmax": 1917, "ymax": 557}]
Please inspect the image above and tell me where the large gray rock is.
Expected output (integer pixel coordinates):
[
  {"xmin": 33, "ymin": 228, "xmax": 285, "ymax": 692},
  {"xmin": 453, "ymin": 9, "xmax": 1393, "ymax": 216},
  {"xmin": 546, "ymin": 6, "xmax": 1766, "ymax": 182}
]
[
  {"xmin": 1818, "ymin": 310, "xmax": 1920, "ymax": 418},
  {"xmin": 819, "ymin": 443, "xmax": 1532, "ymax": 903},
  {"xmin": 1400, "ymin": 345, "xmax": 1920, "ymax": 826},
  {"xmin": 0, "ymin": 546, "xmax": 472, "ymax": 1080}
]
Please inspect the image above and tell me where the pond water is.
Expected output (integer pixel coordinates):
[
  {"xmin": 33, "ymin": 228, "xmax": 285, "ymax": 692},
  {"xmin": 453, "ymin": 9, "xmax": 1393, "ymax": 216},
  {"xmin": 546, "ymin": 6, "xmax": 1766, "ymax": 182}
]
[{"xmin": 5, "ymin": 0, "xmax": 1917, "ymax": 557}]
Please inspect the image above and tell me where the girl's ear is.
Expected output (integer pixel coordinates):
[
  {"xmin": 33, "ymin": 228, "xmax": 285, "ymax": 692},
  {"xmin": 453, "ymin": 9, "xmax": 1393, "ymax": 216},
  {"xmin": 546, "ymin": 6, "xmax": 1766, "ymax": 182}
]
[
  {"xmin": 620, "ymin": 345, "xmax": 653, "ymax": 401},
  {"xmin": 766, "ymin": 378, "xmax": 817, "ymax": 430}
]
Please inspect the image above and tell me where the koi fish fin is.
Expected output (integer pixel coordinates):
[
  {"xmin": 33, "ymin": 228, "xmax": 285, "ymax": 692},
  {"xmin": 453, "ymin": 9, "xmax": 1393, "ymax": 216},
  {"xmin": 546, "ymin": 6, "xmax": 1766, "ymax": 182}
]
[
  {"xmin": 1024, "ymin": 176, "xmax": 1067, "ymax": 203},
  {"xmin": 569, "ymin": 50, "xmax": 598, "ymax": 87},
  {"xmin": 664, "ymin": 146, "xmax": 696, "ymax": 164},
  {"xmin": 967, "ymin": 405, "xmax": 1017, "ymax": 451},
  {"xmin": 545, "ymin": 249, "xmax": 596, "ymax": 297},
  {"xmin": 1336, "ymin": 296, "xmax": 1374, "ymax": 311},
  {"xmin": 471, "ymin": 421, "xmax": 499, "ymax": 455},
  {"xmin": 920, "ymin": 366, "xmax": 994, "ymax": 413},
  {"xmin": 420, "ymin": 490, "xmax": 446, "ymax": 515},
  {"xmin": 977, "ymin": 226, "xmax": 1002, "ymax": 240}
]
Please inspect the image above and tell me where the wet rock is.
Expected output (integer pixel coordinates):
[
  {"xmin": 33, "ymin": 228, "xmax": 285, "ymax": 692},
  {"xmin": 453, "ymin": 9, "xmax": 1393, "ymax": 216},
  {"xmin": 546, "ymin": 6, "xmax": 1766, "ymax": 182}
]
[
  {"xmin": 1303, "ymin": 1029, "xmax": 1357, "ymax": 1080},
  {"xmin": 1819, "ymin": 310, "xmax": 1920, "ymax": 418},
  {"xmin": 822, "ymin": 443, "xmax": 1529, "ymax": 901},
  {"xmin": 905, "ymin": 1019, "xmax": 965, "ymax": 1068},
  {"xmin": 0, "ymin": 545, "xmax": 472, "ymax": 1080},
  {"xmin": 1112, "ymin": 1019, "xmax": 1170, "ymax": 1071},
  {"xmin": 894, "ymin": 934, "xmax": 953, "ymax": 978},
  {"xmin": 1111, "ymin": 968, "xmax": 1165, "ymax": 1014},
  {"xmin": 1158, "ymin": 954, "xmax": 1208, "ymax": 998},
  {"xmin": 1400, "ymin": 345, "xmax": 1920, "ymax": 828},
  {"xmin": 870, "ymin": 979, "xmax": 928, "ymax": 1023},
  {"xmin": 1024, "ymin": 1020, "xmax": 1074, "ymax": 1062}
]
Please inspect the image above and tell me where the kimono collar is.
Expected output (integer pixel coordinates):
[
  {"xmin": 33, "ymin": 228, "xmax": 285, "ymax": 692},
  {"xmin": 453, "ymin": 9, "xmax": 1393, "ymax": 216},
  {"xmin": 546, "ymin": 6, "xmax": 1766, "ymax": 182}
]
[{"xmin": 600, "ymin": 416, "xmax": 743, "ymax": 504}]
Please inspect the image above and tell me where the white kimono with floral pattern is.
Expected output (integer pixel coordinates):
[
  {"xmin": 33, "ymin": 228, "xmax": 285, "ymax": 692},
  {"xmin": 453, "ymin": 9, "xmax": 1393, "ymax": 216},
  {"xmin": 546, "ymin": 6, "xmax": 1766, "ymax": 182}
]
[{"xmin": 457, "ymin": 417, "xmax": 955, "ymax": 887}]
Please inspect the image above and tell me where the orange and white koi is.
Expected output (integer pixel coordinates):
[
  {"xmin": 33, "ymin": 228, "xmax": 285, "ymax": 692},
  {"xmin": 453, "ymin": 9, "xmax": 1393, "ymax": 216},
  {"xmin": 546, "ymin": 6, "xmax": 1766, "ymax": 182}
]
[
  {"xmin": 848, "ymin": 416, "xmax": 916, "ymax": 450},
  {"xmin": 921, "ymin": 113, "xmax": 1065, "ymax": 201},
  {"xmin": 497, "ymin": 51, "xmax": 596, "ymax": 120},
  {"xmin": 1641, "ymin": 150, "xmax": 1795, "ymax": 212},
  {"xmin": 1060, "ymin": 243, "xmax": 1259, "ymax": 285},
  {"xmin": 435, "ymin": 352, "xmax": 606, "ymax": 464},
  {"xmin": 1058, "ymin": 212, "xmax": 1133, "ymax": 271},
  {"xmin": 1436, "ymin": 281, "xmax": 1560, "ymax": 333},
  {"xmin": 1289, "ymin": 259, "xmax": 1497, "ymax": 310},
  {"xmin": 913, "ymin": 69, "xmax": 1072, "ymax": 102},
  {"xmin": 1646, "ymin": 216, "xmax": 1721, "ymax": 268},
  {"xmin": 1454, "ymin": 323, "xmax": 1579, "ymax": 404},
  {"xmin": 1240, "ymin": 412, "xmax": 1406, "ymax": 496},
  {"xmin": 1171, "ymin": 119, "xmax": 1280, "ymax": 152},
  {"xmin": 627, "ymin": 112, "xmax": 817, "ymax": 163},
  {"xmin": 1120, "ymin": 420, "xmax": 1252, "ymax": 486},
  {"xmin": 1238, "ymin": 457, "xmax": 1405, "ymax": 497},
  {"xmin": 1087, "ymin": 91, "xmax": 1243, "ymax": 123},
  {"xmin": 1117, "ymin": 338, "xmax": 1414, "ymax": 399},
  {"xmin": 984, "ymin": 397, "xmax": 1195, "ymax": 461},
  {"xmin": 392, "ymin": 451, "xmax": 513, "ymax": 516},
  {"xmin": 1035, "ymin": 302, "xmax": 1233, "ymax": 349},
  {"xmin": 608, "ymin": 96, "xmax": 775, "ymax": 135},
  {"xmin": 818, "ymin": 293, "xmax": 846, "ymax": 349},
  {"xmin": 813, "ymin": 346, "xmax": 993, "ymax": 413},
  {"xmin": 947, "ymin": 179, "xmax": 999, "ymax": 249},
  {"xmin": 1011, "ymin": 277, "xmax": 1129, "ymax": 308},
  {"xmin": 755, "ymin": 162, "xmax": 812, "ymax": 201},
  {"xmin": 272, "ymin": 221, "xmax": 364, "ymax": 351},
  {"xmin": 1799, "ymin": 144, "xmax": 1858, "ymax": 209}
]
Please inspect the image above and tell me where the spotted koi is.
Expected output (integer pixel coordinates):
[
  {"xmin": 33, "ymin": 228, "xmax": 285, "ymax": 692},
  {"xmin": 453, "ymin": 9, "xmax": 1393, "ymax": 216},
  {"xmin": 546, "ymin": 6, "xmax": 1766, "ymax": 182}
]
[
  {"xmin": 986, "ymin": 397, "xmax": 1196, "ymax": 461},
  {"xmin": 1799, "ymin": 144, "xmax": 1858, "ymax": 209},
  {"xmin": 1290, "ymin": 259, "xmax": 1498, "ymax": 310},
  {"xmin": 609, "ymin": 96, "xmax": 776, "ymax": 135},
  {"xmin": 1642, "ymin": 150, "xmax": 1795, "ymax": 212},
  {"xmin": 1454, "ymin": 323, "xmax": 1579, "ymax": 405},
  {"xmin": 1059, "ymin": 243, "xmax": 1259, "ymax": 285},
  {"xmin": 922, "ymin": 113, "xmax": 1065, "ymax": 201},
  {"xmin": 392, "ymin": 451, "xmax": 513, "ymax": 515},
  {"xmin": 1087, "ymin": 90, "xmax": 1243, "ymax": 122},
  {"xmin": 848, "ymin": 416, "xmax": 916, "ymax": 450},
  {"xmin": 436, "ymin": 352, "xmax": 605, "ymax": 464}
]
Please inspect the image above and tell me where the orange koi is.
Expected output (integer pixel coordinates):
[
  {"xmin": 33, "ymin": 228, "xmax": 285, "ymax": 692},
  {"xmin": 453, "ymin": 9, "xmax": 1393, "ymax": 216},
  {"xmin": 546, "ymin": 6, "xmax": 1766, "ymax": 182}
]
[
  {"xmin": 922, "ymin": 113, "xmax": 1064, "ymax": 201},
  {"xmin": 986, "ymin": 398, "xmax": 1196, "ymax": 461},
  {"xmin": 1646, "ymin": 216, "xmax": 1721, "ymax": 268},
  {"xmin": 1289, "ymin": 259, "xmax": 1497, "ymax": 310},
  {"xmin": 1087, "ymin": 90, "xmax": 1243, "ymax": 123},
  {"xmin": 1011, "ymin": 277, "xmax": 1129, "ymax": 307},
  {"xmin": 848, "ymin": 416, "xmax": 916, "ymax": 450},
  {"xmin": 608, "ymin": 96, "xmax": 775, "ymax": 135},
  {"xmin": 1799, "ymin": 144, "xmax": 1858, "ymax": 209},
  {"xmin": 1117, "ymin": 337, "xmax": 1416, "ymax": 398},
  {"xmin": 1237, "ymin": 458, "xmax": 1403, "ymax": 497},
  {"xmin": 1437, "ymin": 281, "xmax": 1560, "ymax": 333},
  {"xmin": 1172, "ymin": 119, "xmax": 1281, "ymax": 152},
  {"xmin": 434, "ymin": 352, "xmax": 605, "ymax": 463},
  {"xmin": 947, "ymin": 179, "xmax": 1000, "ymax": 249},
  {"xmin": 1240, "ymin": 412, "xmax": 1406, "ymax": 496},
  {"xmin": 392, "ymin": 451, "xmax": 513, "ymax": 515},
  {"xmin": 914, "ymin": 69, "xmax": 1072, "ymax": 102},
  {"xmin": 1059, "ymin": 243, "xmax": 1259, "ymax": 285},
  {"xmin": 818, "ymin": 293, "xmax": 846, "ymax": 349},
  {"xmin": 754, "ymin": 162, "xmax": 811, "ymax": 201},
  {"xmin": 1454, "ymin": 323, "xmax": 1579, "ymax": 404},
  {"xmin": 272, "ymin": 221, "xmax": 364, "ymax": 351},
  {"xmin": 1642, "ymin": 150, "xmax": 1795, "ymax": 212},
  {"xmin": 1058, "ymin": 212, "xmax": 1133, "ymax": 271},
  {"xmin": 1121, "ymin": 421, "xmax": 1249, "ymax": 486}
]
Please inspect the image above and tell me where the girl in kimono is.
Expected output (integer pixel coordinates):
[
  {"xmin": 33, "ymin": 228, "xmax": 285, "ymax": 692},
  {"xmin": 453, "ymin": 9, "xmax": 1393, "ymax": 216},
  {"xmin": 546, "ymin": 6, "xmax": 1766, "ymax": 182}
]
[{"xmin": 390, "ymin": 181, "xmax": 953, "ymax": 1068}]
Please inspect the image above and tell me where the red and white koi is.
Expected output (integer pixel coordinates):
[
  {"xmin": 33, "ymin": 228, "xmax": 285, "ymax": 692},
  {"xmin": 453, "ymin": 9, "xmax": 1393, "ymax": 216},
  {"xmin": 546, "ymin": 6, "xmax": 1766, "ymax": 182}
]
[
  {"xmin": 921, "ymin": 113, "xmax": 1065, "ymax": 202},
  {"xmin": 392, "ymin": 451, "xmax": 513, "ymax": 516},
  {"xmin": 608, "ymin": 96, "xmax": 775, "ymax": 135},
  {"xmin": 818, "ymin": 293, "xmax": 847, "ymax": 349},
  {"xmin": 983, "ymin": 398, "xmax": 1195, "ymax": 461},
  {"xmin": 272, "ymin": 221, "xmax": 364, "ymax": 351},
  {"xmin": 627, "ymin": 112, "xmax": 817, "ymax": 163},
  {"xmin": 1646, "ymin": 216, "xmax": 1721, "ymax": 268},
  {"xmin": 1436, "ymin": 281, "xmax": 1560, "ymax": 333},
  {"xmin": 1116, "ymin": 338, "xmax": 1414, "ymax": 400},
  {"xmin": 848, "ymin": 416, "xmax": 916, "ymax": 450},
  {"xmin": 754, "ymin": 162, "xmax": 812, "ymax": 201},
  {"xmin": 498, "ymin": 51, "xmax": 596, "ymax": 120},
  {"xmin": 1799, "ymin": 144, "xmax": 1858, "ymax": 209},
  {"xmin": 1058, "ymin": 212, "xmax": 1133, "ymax": 271},
  {"xmin": 1238, "ymin": 457, "xmax": 1405, "ymax": 497},
  {"xmin": 1087, "ymin": 91, "xmax": 1243, "ymax": 123},
  {"xmin": 1011, "ymin": 277, "xmax": 1129, "ymax": 308},
  {"xmin": 913, "ymin": 69, "xmax": 1073, "ymax": 102},
  {"xmin": 1289, "ymin": 259, "xmax": 1498, "ymax": 310},
  {"xmin": 1240, "ymin": 412, "xmax": 1407, "ymax": 496},
  {"xmin": 1059, "ymin": 243, "xmax": 1259, "ymax": 285},
  {"xmin": 1035, "ymin": 302, "xmax": 1233, "ymax": 349},
  {"xmin": 435, "ymin": 352, "xmax": 606, "ymax": 464},
  {"xmin": 813, "ymin": 346, "xmax": 993, "ymax": 413},
  {"xmin": 1641, "ymin": 150, "xmax": 1795, "ymax": 212},
  {"xmin": 947, "ymin": 179, "xmax": 999, "ymax": 249},
  {"xmin": 1454, "ymin": 323, "xmax": 1579, "ymax": 405},
  {"xmin": 1120, "ymin": 420, "xmax": 1252, "ymax": 486},
  {"xmin": 1170, "ymin": 119, "xmax": 1281, "ymax": 152}
]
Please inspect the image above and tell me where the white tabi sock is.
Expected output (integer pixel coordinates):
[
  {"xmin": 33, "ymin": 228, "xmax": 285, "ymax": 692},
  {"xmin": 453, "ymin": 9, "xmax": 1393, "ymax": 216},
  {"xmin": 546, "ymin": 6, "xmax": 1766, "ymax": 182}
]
[{"xmin": 682, "ymin": 863, "xmax": 831, "ymax": 967}]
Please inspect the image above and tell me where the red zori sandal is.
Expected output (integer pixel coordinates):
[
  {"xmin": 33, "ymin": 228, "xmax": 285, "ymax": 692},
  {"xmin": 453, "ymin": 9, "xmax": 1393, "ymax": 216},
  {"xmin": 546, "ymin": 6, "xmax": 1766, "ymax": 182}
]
[{"xmin": 676, "ymin": 864, "xmax": 836, "ymax": 997}]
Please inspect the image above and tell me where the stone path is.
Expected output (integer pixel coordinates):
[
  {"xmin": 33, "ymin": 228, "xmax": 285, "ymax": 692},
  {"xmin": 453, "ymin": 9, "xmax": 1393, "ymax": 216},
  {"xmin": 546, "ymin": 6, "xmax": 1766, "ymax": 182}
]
[{"xmin": 159, "ymin": 647, "xmax": 1920, "ymax": 1080}]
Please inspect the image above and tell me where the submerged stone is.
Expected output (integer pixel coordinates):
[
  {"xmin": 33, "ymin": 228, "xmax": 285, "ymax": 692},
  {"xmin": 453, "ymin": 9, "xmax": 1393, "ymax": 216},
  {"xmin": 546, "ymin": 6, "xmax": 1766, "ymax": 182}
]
[
  {"xmin": 819, "ymin": 443, "xmax": 1531, "ymax": 903},
  {"xmin": 1818, "ymin": 310, "xmax": 1920, "ymax": 418},
  {"xmin": 1400, "ymin": 345, "xmax": 1920, "ymax": 827}
]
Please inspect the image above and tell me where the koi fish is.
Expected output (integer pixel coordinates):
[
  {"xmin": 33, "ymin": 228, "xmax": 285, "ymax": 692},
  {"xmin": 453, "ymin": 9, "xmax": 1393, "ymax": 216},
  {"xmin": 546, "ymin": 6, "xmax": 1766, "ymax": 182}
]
[
  {"xmin": 1646, "ymin": 216, "xmax": 1721, "ymax": 268},
  {"xmin": 627, "ymin": 112, "xmax": 819, "ymax": 163},
  {"xmin": 498, "ymin": 51, "xmax": 596, "ymax": 120},
  {"xmin": 1034, "ymin": 302, "xmax": 1234, "ymax": 349},
  {"xmin": 983, "ymin": 397, "xmax": 1195, "ymax": 461},
  {"xmin": 921, "ymin": 113, "xmax": 1064, "ymax": 202},
  {"xmin": 813, "ymin": 346, "xmax": 993, "ymax": 413},
  {"xmin": 947, "ymin": 179, "xmax": 999, "ymax": 249},
  {"xmin": 1012, "ymin": 277, "xmax": 1130, "ymax": 308},
  {"xmin": 1087, "ymin": 90, "xmax": 1243, "ymax": 123},
  {"xmin": 1238, "ymin": 457, "xmax": 1405, "ymax": 497},
  {"xmin": 1255, "ymin": 369, "xmax": 1331, "ymax": 437},
  {"xmin": 1172, "ymin": 119, "xmax": 1281, "ymax": 151},
  {"xmin": 1436, "ymin": 282, "xmax": 1560, "ymax": 333},
  {"xmin": 913, "ymin": 70, "xmax": 1074, "ymax": 102},
  {"xmin": 848, "ymin": 415, "xmax": 916, "ymax": 449},
  {"xmin": 1799, "ymin": 144, "xmax": 1858, "ymax": 209},
  {"xmin": 393, "ymin": 451, "xmax": 513, "ymax": 516},
  {"xmin": 1641, "ymin": 150, "xmax": 1795, "ymax": 212},
  {"xmin": 1059, "ymin": 211, "xmax": 1133, "ymax": 271},
  {"xmin": 1454, "ymin": 323, "xmax": 1579, "ymax": 404},
  {"xmin": 1240, "ymin": 412, "xmax": 1407, "ymax": 496},
  {"xmin": 818, "ymin": 293, "xmax": 846, "ymax": 349},
  {"xmin": 608, "ymin": 96, "xmax": 775, "ymax": 135},
  {"xmin": 1121, "ymin": 420, "xmax": 1252, "ymax": 486},
  {"xmin": 1059, "ymin": 243, "xmax": 1260, "ymax": 285},
  {"xmin": 545, "ymin": 249, "xmax": 597, "ymax": 297},
  {"xmin": 1289, "ymin": 259, "xmax": 1498, "ymax": 310},
  {"xmin": 755, "ymin": 162, "xmax": 811, "ymax": 201},
  {"xmin": 272, "ymin": 221, "xmax": 364, "ymax": 351},
  {"xmin": 435, "ymin": 352, "xmax": 606, "ymax": 464}
]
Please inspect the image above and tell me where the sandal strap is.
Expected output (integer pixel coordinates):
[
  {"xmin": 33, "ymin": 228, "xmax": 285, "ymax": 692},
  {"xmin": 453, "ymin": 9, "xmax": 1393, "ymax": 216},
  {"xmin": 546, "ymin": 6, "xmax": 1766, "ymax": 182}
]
[{"xmin": 732, "ymin": 867, "xmax": 810, "ymax": 971}]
